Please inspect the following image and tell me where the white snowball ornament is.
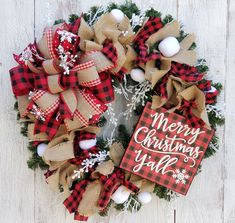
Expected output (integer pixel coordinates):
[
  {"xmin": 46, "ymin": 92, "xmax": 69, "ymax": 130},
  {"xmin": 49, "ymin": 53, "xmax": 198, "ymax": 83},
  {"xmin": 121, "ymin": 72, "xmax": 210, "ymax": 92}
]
[
  {"xmin": 110, "ymin": 9, "xmax": 125, "ymax": 23},
  {"xmin": 137, "ymin": 192, "xmax": 152, "ymax": 204},
  {"xmin": 158, "ymin": 36, "xmax": 180, "ymax": 58},
  {"xmin": 130, "ymin": 68, "xmax": 145, "ymax": 83},
  {"xmin": 37, "ymin": 143, "xmax": 48, "ymax": 157},
  {"xmin": 111, "ymin": 185, "xmax": 130, "ymax": 204},
  {"xmin": 79, "ymin": 138, "xmax": 97, "ymax": 150}
]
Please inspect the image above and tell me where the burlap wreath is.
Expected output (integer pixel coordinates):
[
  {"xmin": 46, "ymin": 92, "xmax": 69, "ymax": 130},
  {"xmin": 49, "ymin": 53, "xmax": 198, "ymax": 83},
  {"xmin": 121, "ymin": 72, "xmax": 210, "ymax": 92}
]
[{"xmin": 9, "ymin": 3, "xmax": 224, "ymax": 221}]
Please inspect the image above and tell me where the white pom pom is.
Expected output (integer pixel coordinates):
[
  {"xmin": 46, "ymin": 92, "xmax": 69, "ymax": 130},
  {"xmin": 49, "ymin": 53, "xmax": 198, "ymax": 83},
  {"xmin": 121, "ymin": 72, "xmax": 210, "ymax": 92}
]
[
  {"xmin": 111, "ymin": 9, "xmax": 125, "ymax": 23},
  {"xmin": 111, "ymin": 185, "xmax": 130, "ymax": 204},
  {"xmin": 37, "ymin": 143, "xmax": 48, "ymax": 157},
  {"xmin": 158, "ymin": 36, "xmax": 180, "ymax": 57},
  {"xmin": 138, "ymin": 192, "xmax": 152, "ymax": 204},
  {"xmin": 79, "ymin": 138, "xmax": 97, "ymax": 150},
  {"xmin": 130, "ymin": 68, "xmax": 145, "ymax": 83}
]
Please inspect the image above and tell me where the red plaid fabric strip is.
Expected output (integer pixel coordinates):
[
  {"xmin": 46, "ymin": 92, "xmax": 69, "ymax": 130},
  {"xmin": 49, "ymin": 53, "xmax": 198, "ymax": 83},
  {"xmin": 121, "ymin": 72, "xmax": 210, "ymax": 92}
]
[
  {"xmin": 197, "ymin": 80, "xmax": 219, "ymax": 104},
  {"xmin": 63, "ymin": 179, "xmax": 89, "ymax": 213},
  {"xmin": 98, "ymin": 168, "xmax": 139, "ymax": 209},
  {"xmin": 68, "ymin": 18, "xmax": 81, "ymax": 34},
  {"xmin": 31, "ymin": 90, "xmax": 46, "ymax": 101},
  {"xmin": 101, "ymin": 39, "xmax": 118, "ymax": 65},
  {"xmin": 120, "ymin": 102, "xmax": 214, "ymax": 195},
  {"xmin": 88, "ymin": 72, "xmax": 114, "ymax": 104},
  {"xmin": 197, "ymin": 79, "xmax": 212, "ymax": 92},
  {"xmin": 156, "ymin": 62, "xmax": 204, "ymax": 98},
  {"xmin": 180, "ymin": 100, "xmax": 205, "ymax": 128},
  {"xmin": 9, "ymin": 66, "xmax": 35, "ymax": 96},
  {"xmin": 205, "ymin": 90, "xmax": 218, "ymax": 104},
  {"xmin": 78, "ymin": 131, "xmax": 96, "ymax": 141},
  {"xmin": 80, "ymin": 90, "xmax": 107, "ymax": 114},
  {"xmin": 74, "ymin": 212, "xmax": 88, "ymax": 222},
  {"xmin": 33, "ymin": 73, "xmax": 48, "ymax": 90},
  {"xmin": 135, "ymin": 45, "xmax": 161, "ymax": 65},
  {"xmin": 34, "ymin": 110, "xmax": 61, "ymax": 139},
  {"xmin": 134, "ymin": 17, "xmax": 163, "ymax": 46},
  {"xmin": 73, "ymin": 60, "xmax": 95, "ymax": 71},
  {"xmin": 74, "ymin": 110, "xmax": 89, "ymax": 126},
  {"xmin": 79, "ymin": 78, "xmax": 101, "ymax": 88},
  {"xmin": 170, "ymin": 62, "xmax": 204, "ymax": 82},
  {"xmin": 44, "ymin": 97, "xmax": 60, "ymax": 116},
  {"xmin": 134, "ymin": 18, "xmax": 163, "ymax": 65},
  {"xmin": 46, "ymin": 28, "xmax": 58, "ymax": 59},
  {"xmin": 58, "ymin": 100, "xmax": 73, "ymax": 120}
]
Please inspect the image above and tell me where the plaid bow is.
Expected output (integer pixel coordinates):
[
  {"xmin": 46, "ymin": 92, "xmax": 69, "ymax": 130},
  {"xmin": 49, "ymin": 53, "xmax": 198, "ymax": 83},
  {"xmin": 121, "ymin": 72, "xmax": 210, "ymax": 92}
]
[
  {"xmin": 180, "ymin": 99, "xmax": 205, "ymax": 128},
  {"xmin": 133, "ymin": 17, "xmax": 163, "ymax": 65},
  {"xmin": 156, "ymin": 62, "xmax": 204, "ymax": 98},
  {"xmin": 10, "ymin": 24, "xmax": 117, "ymax": 139},
  {"xmin": 63, "ymin": 168, "xmax": 139, "ymax": 221},
  {"xmin": 10, "ymin": 63, "xmax": 111, "ymax": 139},
  {"xmin": 197, "ymin": 80, "xmax": 219, "ymax": 104},
  {"xmin": 98, "ymin": 168, "xmax": 139, "ymax": 209}
]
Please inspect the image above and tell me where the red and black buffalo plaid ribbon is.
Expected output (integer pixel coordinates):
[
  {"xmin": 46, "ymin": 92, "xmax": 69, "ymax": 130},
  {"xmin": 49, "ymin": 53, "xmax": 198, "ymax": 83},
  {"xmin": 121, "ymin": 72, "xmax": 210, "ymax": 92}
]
[
  {"xmin": 98, "ymin": 168, "xmax": 139, "ymax": 209},
  {"xmin": 74, "ymin": 212, "xmax": 88, "ymax": 222},
  {"xmin": 120, "ymin": 102, "xmax": 214, "ymax": 195},
  {"xmin": 134, "ymin": 17, "xmax": 163, "ymax": 46},
  {"xmin": 63, "ymin": 179, "xmax": 89, "ymax": 214},
  {"xmin": 68, "ymin": 18, "xmax": 81, "ymax": 35},
  {"xmin": 88, "ymin": 72, "xmax": 114, "ymax": 104},
  {"xmin": 113, "ymin": 66, "xmax": 128, "ymax": 82},
  {"xmin": 180, "ymin": 99, "xmax": 205, "ymax": 128},
  {"xmin": 197, "ymin": 79, "xmax": 219, "ymax": 104},
  {"xmin": 156, "ymin": 62, "xmax": 204, "ymax": 98},
  {"xmin": 133, "ymin": 17, "xmax": 163, "ymax": 65},
  {"xmin": 101, "ymin": 39, "xmax": 118, "ymax": 65}
]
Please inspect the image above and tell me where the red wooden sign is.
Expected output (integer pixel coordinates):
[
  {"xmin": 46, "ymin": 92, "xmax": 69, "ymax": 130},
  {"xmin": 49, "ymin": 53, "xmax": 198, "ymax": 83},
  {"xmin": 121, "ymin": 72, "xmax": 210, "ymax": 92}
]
[{"xmin": 120, "ymin": 102, "xmax": 214, "ymax": 195}]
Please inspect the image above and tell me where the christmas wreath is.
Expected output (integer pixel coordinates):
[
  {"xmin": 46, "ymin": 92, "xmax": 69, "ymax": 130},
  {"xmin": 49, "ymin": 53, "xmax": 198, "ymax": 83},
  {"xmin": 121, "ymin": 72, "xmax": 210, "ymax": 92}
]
[{"xmin": 10, "ymin": 1, "xmax": 225, "ymax": 221}]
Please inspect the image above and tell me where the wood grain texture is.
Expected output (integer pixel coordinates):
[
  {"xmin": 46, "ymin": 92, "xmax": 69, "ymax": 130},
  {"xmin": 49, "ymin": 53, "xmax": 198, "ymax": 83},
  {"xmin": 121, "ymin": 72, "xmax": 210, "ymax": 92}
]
[
  {"xmin": 224, "ymin": 0, "xmax": 235, "ymax": 222},
  {"xmin": 176, "ymin": 1, "xmax": 227, "ymax": 222},
  {"xmin": 0, "ymin": 0, "xmax": 234, "ymax": 223},
  {"xmin": 0, "ymin": 0, "xmax": 35, "ymax": 223}
]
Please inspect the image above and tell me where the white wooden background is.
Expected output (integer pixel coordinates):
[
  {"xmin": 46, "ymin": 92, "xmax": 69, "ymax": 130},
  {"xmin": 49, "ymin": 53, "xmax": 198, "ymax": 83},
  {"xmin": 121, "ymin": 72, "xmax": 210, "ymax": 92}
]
[{"xmin": 0, "ymin": 0, "xmax": 234, "ymax": 222}]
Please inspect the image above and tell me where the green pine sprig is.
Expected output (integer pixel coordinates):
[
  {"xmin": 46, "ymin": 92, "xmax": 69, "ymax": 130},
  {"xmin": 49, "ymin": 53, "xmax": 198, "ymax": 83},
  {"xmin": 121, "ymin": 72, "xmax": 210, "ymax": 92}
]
[
  {"xmin": 153, "ymin": 184, "xmax": 176, "ymax": 201},
  {"xmin": 27, "ymin": 153, "xmax": 49, "ymax": 170}
]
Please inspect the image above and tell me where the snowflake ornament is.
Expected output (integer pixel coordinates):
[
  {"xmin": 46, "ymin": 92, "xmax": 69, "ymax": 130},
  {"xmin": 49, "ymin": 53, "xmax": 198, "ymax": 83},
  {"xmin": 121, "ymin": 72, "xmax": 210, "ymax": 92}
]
[
  {"xmin": 20, "ymin": 47, "xmax": 33, "ymax": 64},
  {"xmin": 72, "ymin": 151, "xmax": 109, "ymax": 180},
  {"xmin": 130, "ymin": 12, "xmax": 145, "ymax": 31},
  {"xmin": 172, "ymin": 169, "xmax": 190, "ymax": 184},
  {"xmin": 57, "ymin": 30, "xmax": 77, "ymax": 43},
  {"xmin": 57, "ymin": 45, "xmax": 78, "ymax": 75},
  {"xmin": 29, "ymin": 104, "xmax": 46, "ymax": 122}
]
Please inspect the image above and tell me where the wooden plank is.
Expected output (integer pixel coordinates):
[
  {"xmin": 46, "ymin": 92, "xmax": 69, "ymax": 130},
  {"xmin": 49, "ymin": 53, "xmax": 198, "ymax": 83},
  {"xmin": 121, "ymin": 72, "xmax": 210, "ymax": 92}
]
[
  {"xmin": 34, "ymin": 1, "xmax": 79, "ymax": 223},
  {"xmin": 0, "ymin": 0, "xmax": 35, "ymax": 223},
  {"xmin": 176, "ymin": 0, "xmax": 227, "ymax": 222},
  {"xmin": 224, "ymin": 0, "xmax": 235, "ymax": 222}
]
